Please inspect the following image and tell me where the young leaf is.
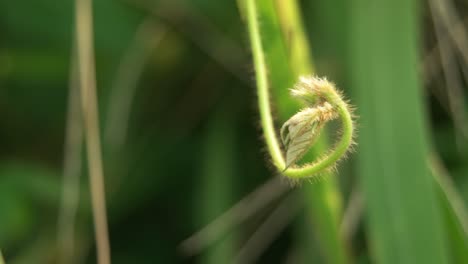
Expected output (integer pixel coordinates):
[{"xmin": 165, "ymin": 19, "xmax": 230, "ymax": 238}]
[{"xmin": 281, "ymin": 102, "xmax": 337, "ymax": 168}]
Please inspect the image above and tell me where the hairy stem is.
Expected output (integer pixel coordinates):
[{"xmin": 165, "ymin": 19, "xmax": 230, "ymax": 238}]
[{"xmin": 245, "ymin": 0, "xmax": 285, "ymax": 170}]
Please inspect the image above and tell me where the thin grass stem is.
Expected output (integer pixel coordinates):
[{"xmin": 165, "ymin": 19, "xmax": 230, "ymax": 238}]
[
  {"xmin": 57, "ymin": 46, "xmax": 83, "ymax": 264},
  {"xmin": 74, "ymin": 0, "xmax": 111, "ymax": 263}
]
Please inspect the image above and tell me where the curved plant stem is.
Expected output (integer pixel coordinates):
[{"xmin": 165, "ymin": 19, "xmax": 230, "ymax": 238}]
[
  {"xmin": 74, "ymin": 0, "xmax": 111, "ymax": 263},
  {"xmin": 245, "ymin": 0, "xmax": 285, "ymax": 171},
  {"xmin": 245, "ymin": 0, "xmax": 354, "ymax": 180}
]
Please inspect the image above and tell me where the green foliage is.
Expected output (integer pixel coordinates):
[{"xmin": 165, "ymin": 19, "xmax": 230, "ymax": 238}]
[
  {"xmin": 0, "ymin": 0, "xmax": 467, "ymax": 263},
  {"xmin": 196, "ymin": 109, "xmax": 237, "ymax": 263},
  {"xmin": 348, "ymin": 0, "xmax": 453, "ymax": 263}
]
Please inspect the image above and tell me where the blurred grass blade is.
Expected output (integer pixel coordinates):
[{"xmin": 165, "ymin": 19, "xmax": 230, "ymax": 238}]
[
  {"xmin": 180, "ymin": 177, "xmax": 287, "ymax": 256},
  {"xmin": 274, "ymin": 0, "xmax": 314, "ymax": 76},
  {"xmin": 233, "ymin": 192, "xmax": 302, "ymax": 264},
  {"xmin": 436, "ymin": 183, "xmax": 468, "ymax": 264},
  {"xmin": 428, "ymin": 0, "xmax": 468, "ymax": 144},
  {"xmin": 437, "ymin": 190, "xmax": 468, "ymax": 264},
  {"xmin": 104, "ymin": 19, "xmax": 165, "ymax": 152},
  {"xmin": 430, "ymin": 155, "xmax": 468, "ymax": 263},
  {"xmin": 196, "ymin": 110, "xmax": 237, "ymax": 263},
  {"xmin": 57, "ymin": 45, "xmax": 83, "ymax": 264},
  {"xmin": 348, "ymin": 0, "xmax": 449, "ymax": 263}
]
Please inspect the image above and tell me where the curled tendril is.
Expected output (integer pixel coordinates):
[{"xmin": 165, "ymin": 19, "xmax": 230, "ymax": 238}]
[
  {"xmin": 243, "ymin": 0, "xmax": 355, "ymax": 180},
  {"xmin": 280, "ymin": 76, "xmax": 356, "ymax": 179}
]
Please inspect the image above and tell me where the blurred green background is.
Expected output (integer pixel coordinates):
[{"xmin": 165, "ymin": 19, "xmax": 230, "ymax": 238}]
[{"xmin": 0, "ymin": 0, "xmax": 467, "ymax": 263}]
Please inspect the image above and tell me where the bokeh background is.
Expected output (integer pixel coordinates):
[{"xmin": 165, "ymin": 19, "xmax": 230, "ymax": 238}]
[{"xmin": 0, "ymin": 0, "xmax": 467, "ymax": 263}]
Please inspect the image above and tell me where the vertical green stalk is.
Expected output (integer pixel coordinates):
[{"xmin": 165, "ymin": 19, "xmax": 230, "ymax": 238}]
[
  {"xmin": 348, "ymin": 0, "xmax": 449, "ymax": 263},
  {"xmin": 74, "ymin": 0, "xmax": 111, "ymax": 262},
  {"xmin": 197, "ymin": 110, "xmax": 236, "ymax": 264},
  {"xmin": 0, "ymin": 250, "xmax": 5, "ymax": 264},
  {"xmin": 272, "ymin": 1, "xmax": 348, "ymax": 263},
  {"xmin": 241, "ymin": 0, "xmax": 349, "ymax": 262},
  {"xmin": 274, "ymin": 0, "xmax": 314, "ymax": 76}
]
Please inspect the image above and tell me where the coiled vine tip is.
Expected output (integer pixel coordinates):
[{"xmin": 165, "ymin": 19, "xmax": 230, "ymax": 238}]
[{"xmin": 280, "ymin": 76, "xmax": 356, "ymax": 180}]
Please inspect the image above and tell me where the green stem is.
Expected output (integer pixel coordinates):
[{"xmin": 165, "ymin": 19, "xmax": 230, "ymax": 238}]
[
  {"xmin": 245, "ymin": 0, "xmax": 354, "ymax": 180},
  {"xmin": 274, "ymin": 0, "xmax": 314, "ymax": 75},
  {"xmin": 245, "ymin": 0, "xmax": 285, "ymax": 170},
  {"xmin": 0, "ymin": 250, "xmax": 5, "ymax": 264}
]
